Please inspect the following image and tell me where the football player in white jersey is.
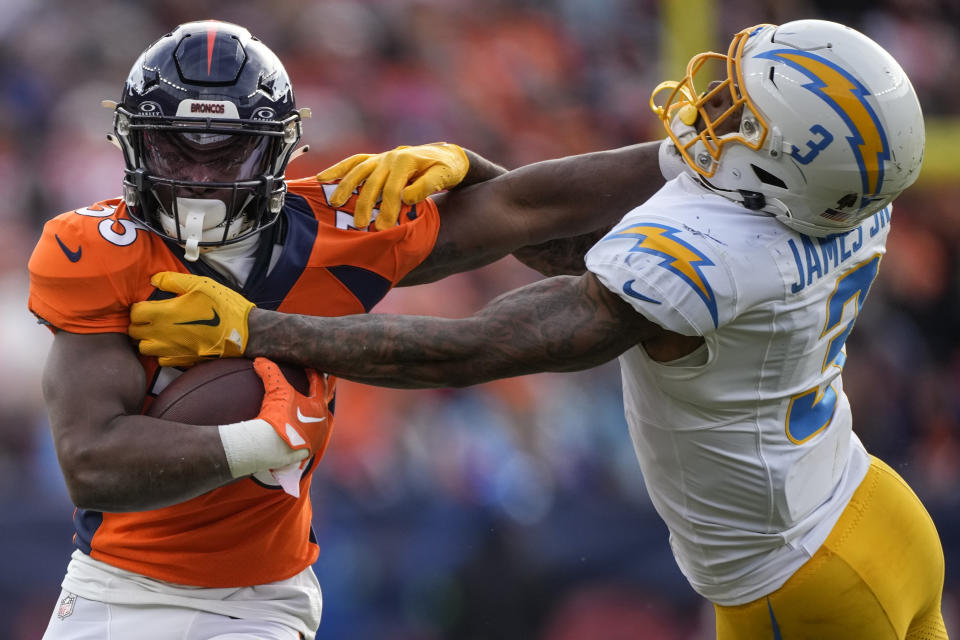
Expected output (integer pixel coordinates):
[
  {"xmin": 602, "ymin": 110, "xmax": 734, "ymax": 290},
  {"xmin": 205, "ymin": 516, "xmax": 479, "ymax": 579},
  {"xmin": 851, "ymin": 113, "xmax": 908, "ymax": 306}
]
[{"xmin": 129, "ymin": 20, "xmax": 946, "ymax": 639}]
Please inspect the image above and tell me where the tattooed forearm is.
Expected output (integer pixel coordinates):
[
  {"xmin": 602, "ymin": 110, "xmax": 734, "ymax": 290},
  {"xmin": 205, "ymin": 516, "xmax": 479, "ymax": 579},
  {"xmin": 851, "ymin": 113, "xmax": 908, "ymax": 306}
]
[
  {"xmin": 511, "ymin": 225, "xmax": 613, "ymax": 276},
  {"xmin": 247, "ymin": 273, "xmax": 661, "ymax": 389}
]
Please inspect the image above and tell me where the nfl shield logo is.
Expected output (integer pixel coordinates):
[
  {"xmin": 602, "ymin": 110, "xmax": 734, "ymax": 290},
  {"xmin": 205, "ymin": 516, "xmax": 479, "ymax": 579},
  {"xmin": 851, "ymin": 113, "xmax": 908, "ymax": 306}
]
[{"xmin": 57, "ymin": 592, "xmax": 77, "ymax": 619}]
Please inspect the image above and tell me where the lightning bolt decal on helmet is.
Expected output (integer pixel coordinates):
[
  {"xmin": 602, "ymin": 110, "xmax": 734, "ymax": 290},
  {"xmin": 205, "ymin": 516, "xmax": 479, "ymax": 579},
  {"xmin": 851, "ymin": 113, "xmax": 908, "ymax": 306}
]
[{"xmin": 651, "ymin": 20, "xmax": 924, "ymax": 237}]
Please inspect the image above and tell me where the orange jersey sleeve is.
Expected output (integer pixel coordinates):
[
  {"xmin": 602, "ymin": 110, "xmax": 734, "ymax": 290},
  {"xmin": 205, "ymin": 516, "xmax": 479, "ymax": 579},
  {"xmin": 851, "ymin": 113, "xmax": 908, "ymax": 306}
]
[
  {"xmin": 28, "ymin": 200, "xmax": 185, "ymax": 334},
  {"xmin": 28, "ymin": 185, "xmax": 440, "ymax": 588},
  {"xmin": 287, "ymin": 177, "xmax": 440, "ymax": 284}
]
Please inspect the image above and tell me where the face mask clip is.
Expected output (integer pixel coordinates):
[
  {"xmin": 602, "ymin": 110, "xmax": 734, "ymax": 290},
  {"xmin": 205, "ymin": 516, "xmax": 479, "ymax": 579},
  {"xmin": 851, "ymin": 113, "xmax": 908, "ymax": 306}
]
[{"xmin": 165, "ymin": 197, "xmax": 230, "ymax": 262}]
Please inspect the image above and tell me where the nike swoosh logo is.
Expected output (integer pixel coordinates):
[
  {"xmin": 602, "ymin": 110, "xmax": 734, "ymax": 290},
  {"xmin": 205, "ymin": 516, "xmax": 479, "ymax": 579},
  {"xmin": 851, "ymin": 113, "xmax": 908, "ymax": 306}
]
[
  {"xmin": 175, "ymin": 309, "xmax": 220, "ymax": 326},
  {"xmin": 297, "ymin": 407, "xmax": 326, "ymax": 423},
  {"xmin": 55, "ymin": 235, "xmax": 82, "ymax": 262},
  {"xmin": 623, "ymin": 279, "xmax": 661, "ymax": 304},
  {"xmin": 767, "ymin": 598, "xmax": 783, "ymax": 640}
]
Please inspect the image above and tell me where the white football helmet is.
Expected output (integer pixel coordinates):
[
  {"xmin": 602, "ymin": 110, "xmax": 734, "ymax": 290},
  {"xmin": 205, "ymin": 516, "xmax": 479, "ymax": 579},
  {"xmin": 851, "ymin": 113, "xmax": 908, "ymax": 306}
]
[{"xmin": 650, "ymin": 20, "xmax": 925, "ymax": 237}]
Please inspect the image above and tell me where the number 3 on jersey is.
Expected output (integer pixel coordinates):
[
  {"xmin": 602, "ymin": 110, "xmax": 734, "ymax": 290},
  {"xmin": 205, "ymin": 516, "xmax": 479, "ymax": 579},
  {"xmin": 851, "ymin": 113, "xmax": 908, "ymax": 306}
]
[{"xmin": 785, "ymin": 254, "xmax": 881, "ymax": 444}]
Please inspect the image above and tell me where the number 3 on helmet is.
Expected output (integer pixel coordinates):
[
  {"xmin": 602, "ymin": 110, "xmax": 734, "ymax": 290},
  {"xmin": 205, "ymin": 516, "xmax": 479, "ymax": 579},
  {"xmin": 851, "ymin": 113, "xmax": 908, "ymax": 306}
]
[{"xmin": 651, "ymin": 19, "xmax": 925, "ymax": 237}]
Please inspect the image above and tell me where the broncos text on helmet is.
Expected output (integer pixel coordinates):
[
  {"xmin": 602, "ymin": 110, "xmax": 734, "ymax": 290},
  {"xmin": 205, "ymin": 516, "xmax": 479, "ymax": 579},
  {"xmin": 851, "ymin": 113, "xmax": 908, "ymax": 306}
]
[{"xmin": 111, "ymin": 20, "xmax": 308, "ymax": 260}]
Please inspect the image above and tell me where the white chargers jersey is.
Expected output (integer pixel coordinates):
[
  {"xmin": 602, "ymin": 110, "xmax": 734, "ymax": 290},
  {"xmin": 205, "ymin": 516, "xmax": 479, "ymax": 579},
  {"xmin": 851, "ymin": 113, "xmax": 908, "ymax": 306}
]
[{"xmin": 585, "ymin": 174, "xmax": 890, "ymax": 605}]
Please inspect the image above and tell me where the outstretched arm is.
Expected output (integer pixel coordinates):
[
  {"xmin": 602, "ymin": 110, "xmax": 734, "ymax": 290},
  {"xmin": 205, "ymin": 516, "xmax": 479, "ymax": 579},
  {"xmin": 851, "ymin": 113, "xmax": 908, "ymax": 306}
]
[
  {"xmin": 401, "ymin": 142, "xmax": 664, "ymax": 285},
  {"xmin": 132, "ymin": 272, "xmax": 703, "ymax": 385},
  {"xmin": 244, "ymin": 272, "xmax": 666, "ymax": 388}
]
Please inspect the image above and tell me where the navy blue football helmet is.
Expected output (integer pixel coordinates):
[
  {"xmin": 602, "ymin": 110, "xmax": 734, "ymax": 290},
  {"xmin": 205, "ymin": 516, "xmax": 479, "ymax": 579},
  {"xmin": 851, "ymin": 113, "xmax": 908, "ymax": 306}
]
[{"xmin": 112, "ymin": 21, "xmax": 306, "ymax": 259}]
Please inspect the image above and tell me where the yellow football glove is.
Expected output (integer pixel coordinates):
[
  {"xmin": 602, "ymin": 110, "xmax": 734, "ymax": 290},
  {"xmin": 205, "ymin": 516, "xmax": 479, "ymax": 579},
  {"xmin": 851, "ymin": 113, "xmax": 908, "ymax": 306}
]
[
  {"xmin": 316, "ymin": 142, "xmax": 469, "ymax": 231},
  {"xmin": 129, "ymin": 272, "xmax": 256, "ymax": 367}
]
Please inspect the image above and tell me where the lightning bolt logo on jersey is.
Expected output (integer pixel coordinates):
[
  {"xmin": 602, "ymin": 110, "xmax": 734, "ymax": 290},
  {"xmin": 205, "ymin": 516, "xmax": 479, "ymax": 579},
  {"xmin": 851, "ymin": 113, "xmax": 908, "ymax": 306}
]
[
  {"xmin": 604, "ymin": 223, "xmax": 719, "ymax": 327},
  {"xmin": 754, "ymin": 49, "xmax": 890, "ymax": 210},
  {"xmin": 585, "ymin": 174, "xmax": 892, "ymax": 605}
]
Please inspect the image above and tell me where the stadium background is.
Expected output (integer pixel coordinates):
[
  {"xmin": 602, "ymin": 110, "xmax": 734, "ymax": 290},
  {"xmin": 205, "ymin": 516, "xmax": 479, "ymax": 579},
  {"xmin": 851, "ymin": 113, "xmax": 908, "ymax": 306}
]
[{"xmin": 0, "ymin": 0, "xmax": 957, "ymax": 637}]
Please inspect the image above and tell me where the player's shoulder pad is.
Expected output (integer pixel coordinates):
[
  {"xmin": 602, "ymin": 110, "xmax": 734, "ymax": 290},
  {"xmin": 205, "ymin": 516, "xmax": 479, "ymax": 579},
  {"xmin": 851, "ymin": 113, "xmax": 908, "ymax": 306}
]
[
  {"xmin": 587, "ymin": 177, "xmax": 793, "ymax": 334},
  {"xmin": 288, "ymin": 177, "xmax": 434, "ymax": 231},
  {"xmin": 586, "ymin": 214, "xmax": 738, "ymax": 335},
  {"xmin": 30, "ymin": 199, "xmax": 148, "ymax": 277},
  {"xmin": 28, "ymin": 198, "xmax": 161, "ymax": 332}
]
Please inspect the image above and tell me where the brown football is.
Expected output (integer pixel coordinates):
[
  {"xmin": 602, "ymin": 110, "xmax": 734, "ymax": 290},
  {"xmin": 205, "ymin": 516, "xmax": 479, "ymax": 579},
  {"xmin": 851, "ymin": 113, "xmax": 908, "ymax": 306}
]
[{"xmin": 146, "ymin": 358, "xmax": 309, "ymax": 424}]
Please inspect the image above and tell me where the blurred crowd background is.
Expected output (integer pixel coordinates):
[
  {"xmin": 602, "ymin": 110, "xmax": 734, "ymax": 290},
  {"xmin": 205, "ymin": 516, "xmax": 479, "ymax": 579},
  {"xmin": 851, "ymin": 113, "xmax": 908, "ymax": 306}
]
[{"xmin": 1, "ymin": 0, "xmax": 957, "ymax": 638}]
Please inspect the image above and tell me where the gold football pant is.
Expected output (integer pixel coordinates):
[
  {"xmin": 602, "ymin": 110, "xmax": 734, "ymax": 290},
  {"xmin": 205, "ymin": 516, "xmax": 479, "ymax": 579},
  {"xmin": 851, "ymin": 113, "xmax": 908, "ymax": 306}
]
[{"xmin": 715, "ymin": 456, "xmax": 947, "ymax": 639}]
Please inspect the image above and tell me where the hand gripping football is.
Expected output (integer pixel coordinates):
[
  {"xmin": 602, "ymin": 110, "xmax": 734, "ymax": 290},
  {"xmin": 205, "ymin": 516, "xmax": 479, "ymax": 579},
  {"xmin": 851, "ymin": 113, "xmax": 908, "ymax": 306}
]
[{"xmin": 147, "ymin": 359, "xmax": 309, "ymax": 425}]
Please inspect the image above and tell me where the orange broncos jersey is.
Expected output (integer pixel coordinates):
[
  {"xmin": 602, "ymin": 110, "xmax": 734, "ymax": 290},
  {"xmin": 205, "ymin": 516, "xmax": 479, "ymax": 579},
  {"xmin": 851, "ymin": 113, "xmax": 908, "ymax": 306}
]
[{"xmin": 28, "ymin": 178, "xmax": 440, "ymax": 587}]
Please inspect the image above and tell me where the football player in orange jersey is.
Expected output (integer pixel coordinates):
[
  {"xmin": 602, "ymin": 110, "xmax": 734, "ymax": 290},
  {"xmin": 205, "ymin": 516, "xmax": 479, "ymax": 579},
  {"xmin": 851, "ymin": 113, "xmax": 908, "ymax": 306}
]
[{"xmin": 30, "ymin": 19, "xmax": 666, "ymax": 640}]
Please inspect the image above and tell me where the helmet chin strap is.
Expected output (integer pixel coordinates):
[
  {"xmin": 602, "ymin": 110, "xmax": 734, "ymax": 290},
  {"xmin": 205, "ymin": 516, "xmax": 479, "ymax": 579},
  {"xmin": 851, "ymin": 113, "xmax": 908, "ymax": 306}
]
[
  {"xmin": 696, "ymin": 173, "xmax": 807, "ymax": 233},
  {"xmin": 695, "ymin": 173, "xmax": 783, "ymax": 215}
]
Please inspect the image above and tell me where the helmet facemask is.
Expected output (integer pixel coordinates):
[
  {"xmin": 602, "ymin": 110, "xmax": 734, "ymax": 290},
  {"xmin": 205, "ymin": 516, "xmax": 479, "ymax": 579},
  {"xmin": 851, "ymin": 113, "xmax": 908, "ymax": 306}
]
[
  {"xmin": 650, "ymin": 25, "xmax": 772, "ymax": 180},
  {"xmin": 112, "ymin": 20, "xmax": 308, "ymax": 260},
  {"xmin": 116, "ymin": 106, "xmax": 302, "ymax": 260}
]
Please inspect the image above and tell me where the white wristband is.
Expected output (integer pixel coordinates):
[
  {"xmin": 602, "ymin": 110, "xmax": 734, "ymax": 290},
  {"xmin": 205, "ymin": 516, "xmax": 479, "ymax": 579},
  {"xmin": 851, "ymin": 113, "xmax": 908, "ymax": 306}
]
[{"xmin": 218, "ymin": 419, "xmax": 308, "ymax": 478}]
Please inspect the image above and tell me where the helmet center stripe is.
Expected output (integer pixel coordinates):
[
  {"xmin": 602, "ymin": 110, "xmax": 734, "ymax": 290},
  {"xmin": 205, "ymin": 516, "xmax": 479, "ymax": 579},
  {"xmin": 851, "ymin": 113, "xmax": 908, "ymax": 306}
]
[{"xmin": 206, "ymin": 28, "xmax": 217, "ymax": 76}]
